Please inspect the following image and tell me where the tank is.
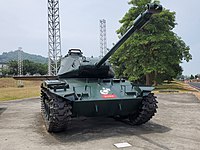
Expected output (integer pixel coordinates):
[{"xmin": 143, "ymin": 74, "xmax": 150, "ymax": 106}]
[{"xmin": 41, "ymin": 3, "xmax": 162, "ymax": 132}]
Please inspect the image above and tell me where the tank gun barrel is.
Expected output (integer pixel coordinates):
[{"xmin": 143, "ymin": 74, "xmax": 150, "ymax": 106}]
[{"xmin": 95, "ymin": 3, "xmax": 162, "ymax": 68}]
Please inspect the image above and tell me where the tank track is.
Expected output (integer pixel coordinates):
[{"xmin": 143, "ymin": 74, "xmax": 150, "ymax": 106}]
[
  {"xmin": 129, "ymin": 93, "xmax": 158, "ymax": 125},
  {"xmin": 41, "ymin": 89, "xmax": 72, "ymax": 132}
]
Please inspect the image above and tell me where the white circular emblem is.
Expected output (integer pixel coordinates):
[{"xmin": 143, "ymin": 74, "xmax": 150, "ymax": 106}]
[{"xmin": 100, "ymin": 88, "xmax": 111, "ymax": 95}]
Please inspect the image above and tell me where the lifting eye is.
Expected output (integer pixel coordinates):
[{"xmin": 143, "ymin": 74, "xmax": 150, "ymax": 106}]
[
  {"xmin": 72, "ymin": 60, "xmax": 77, "ymax": 68},
  {"xmin": 72, "ymin": 62, "xmax": 75, "ymax": 68}
]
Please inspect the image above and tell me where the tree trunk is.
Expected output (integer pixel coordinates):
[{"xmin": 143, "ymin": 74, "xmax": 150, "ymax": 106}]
[
  {"xmin": 146, "ymin": 74, "xmax": 150, "ymax": 85},
  {"xmin": 153, "ymin": 71, "xmax": 158, "ymax": 86}
]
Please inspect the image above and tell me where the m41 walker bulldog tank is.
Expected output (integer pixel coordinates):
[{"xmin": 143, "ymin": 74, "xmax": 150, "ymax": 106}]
[{"xmin": 41, "ymin": 3, "xmax": 162, "ymax": 132}]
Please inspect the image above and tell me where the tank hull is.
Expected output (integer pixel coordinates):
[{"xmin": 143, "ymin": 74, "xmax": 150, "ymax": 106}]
[
  {"xmin": 41, "ymin": 78, "xmax": 157, "ymax": 132},
  {"xmin": 41, "ymin": 78, "xmax": 154, "ymax": 117}
]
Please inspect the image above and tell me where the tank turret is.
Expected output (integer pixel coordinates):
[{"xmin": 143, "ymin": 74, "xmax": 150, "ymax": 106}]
[{"xmin": 57, "ymin": 3, "xmax": 162, "ymax": 79}]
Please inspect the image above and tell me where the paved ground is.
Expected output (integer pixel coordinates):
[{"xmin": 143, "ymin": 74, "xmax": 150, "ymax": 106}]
[
  {"xmin": 0, "ymin": 94, "xmax": 200, "ymax": 150},
  {"xmin": 189, "ymin": 82, "xmax": 200, "ymax": 91}
]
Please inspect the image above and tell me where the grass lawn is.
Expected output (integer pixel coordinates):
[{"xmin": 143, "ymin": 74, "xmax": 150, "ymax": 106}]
[
  {"xmin": 154, "ymin": 81, "xmax": 197, "ymax": 93},
  {"xmin": 0, "ymin": 78, "xmax": 41, "ymax": 101},
  {"xmin": 154, "ymin": 80, "xmax": 200, "ymax": 100}
]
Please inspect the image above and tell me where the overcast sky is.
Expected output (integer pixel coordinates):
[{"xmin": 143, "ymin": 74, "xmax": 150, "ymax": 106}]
[{"xmin": 0, "ymin": 0, "xmax": 199, "ymax": 76}]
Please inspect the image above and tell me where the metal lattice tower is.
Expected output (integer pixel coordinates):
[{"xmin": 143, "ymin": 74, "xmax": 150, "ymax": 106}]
[
  {"xmin": 18, "ymin": 47, "xmax": 23, "ymax": 76},
  {"xmin": 99, "ymin": 19, "xmax": 107, "ymax": 57},
  {"xmin": 48, "ymin": 0, "xmax": 62, "ymax": 76},
  {"xmin": 18, "ymin": 47, "xmax": 24, "ymax": 87}
]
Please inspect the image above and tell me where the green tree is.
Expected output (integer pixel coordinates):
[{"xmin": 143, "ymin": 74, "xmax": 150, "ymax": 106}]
[
  {"xmin": 7, "ymin": 60, "xmax": 18, "ymax": 75},
  {"xmin": 194, "ymin": 74, "xmax": 200, "ymax": 79},
  {"xmin": 7, "ymin": 60, "xmax": 48, "ymax": 75},
  {"xmin": 190, "ymin": 74, "xmax": 195, "ymax": 80},
  {"xmin": 110, "ymin": 0, "xmax": 191, "ymax": 85}
]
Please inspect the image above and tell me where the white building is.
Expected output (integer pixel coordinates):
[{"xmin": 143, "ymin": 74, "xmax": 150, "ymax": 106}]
[{"xmin": 0, "ymin": 62, "xmax": 8, "ymax": 76}]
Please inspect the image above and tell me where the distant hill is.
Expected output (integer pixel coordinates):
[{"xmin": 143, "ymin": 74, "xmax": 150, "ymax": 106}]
[{"xmin": 0, "ymin": 50, "xmax": 48, "ymax": 64}]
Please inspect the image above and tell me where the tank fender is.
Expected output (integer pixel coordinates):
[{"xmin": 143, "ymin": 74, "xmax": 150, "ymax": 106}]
[
  {"xmin": 41, "ymin": 85, "xmax": 72, "ymax": 104},
  {"xmin": 133, "ymin": 85, "xmax": 155, "ymax": 96}
]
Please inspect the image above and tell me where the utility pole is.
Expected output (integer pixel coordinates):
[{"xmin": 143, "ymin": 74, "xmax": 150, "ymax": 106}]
[
  {"xmin": 48, "ymin": 0, "xmax": 62, "ymax": 75},
  {"xmin": 17, "ymin": 47, "xmax": 24, "ymax": 87},
  {"xmin": 99, "ymin": 19, "xmax": 107, "ymax": 57}
]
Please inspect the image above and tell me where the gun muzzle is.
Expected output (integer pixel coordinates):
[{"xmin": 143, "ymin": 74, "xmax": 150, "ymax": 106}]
[{"xmin": 147, "ymin": 3, "xmax": 163, "ymax": 14}]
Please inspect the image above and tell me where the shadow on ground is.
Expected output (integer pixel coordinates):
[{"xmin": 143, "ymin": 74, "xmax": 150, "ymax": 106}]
[
  {"xmin": 35, "ymin": 113, "xmax": 171, "ymax": 144},
  {"xmin": 0, "ymin": 107, "xmax": 7, "ymax": 115}
]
